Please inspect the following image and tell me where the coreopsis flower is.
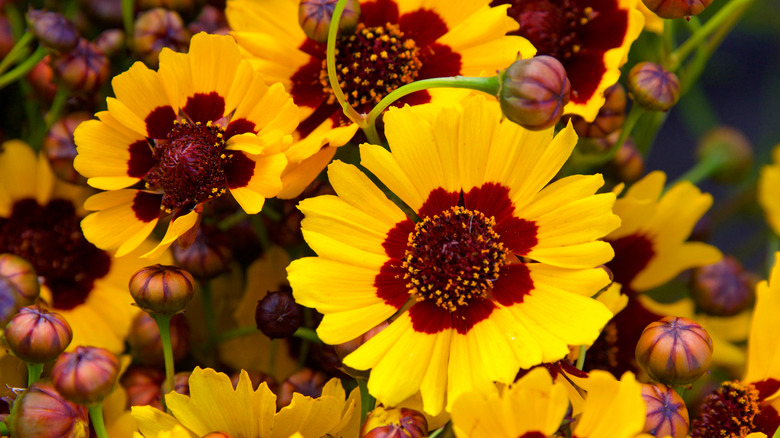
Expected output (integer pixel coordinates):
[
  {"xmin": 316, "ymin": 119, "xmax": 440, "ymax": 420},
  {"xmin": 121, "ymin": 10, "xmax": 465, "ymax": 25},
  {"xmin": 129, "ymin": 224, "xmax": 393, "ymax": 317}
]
[
  {"xmin": 492, "ymin": 0, "xmax": 645, "ymax": 121},
  {"xmin": 567, "ymin": 370, "xmax": 646, "ymax": 438},
  {"xmin": 758, "ymin": 144, "xmax": 780, "ymax": 236},
  {"xmin": 288, "ymin": 96, "xmax": 620, "ymax": 414},
  {"xmin": 132, "ymin": 367, "xmax": 360, "ymax": 438},
  {"xmin": 74, "ymin": 32, "xmax": 298, "ymax": 258},
  {"xmin": 226, "ymin": 0, "xmax": 536, "ymax": 198},
  {"xmin": 0, "ymin": 140, "xmax": 169, "ymax": 352}
]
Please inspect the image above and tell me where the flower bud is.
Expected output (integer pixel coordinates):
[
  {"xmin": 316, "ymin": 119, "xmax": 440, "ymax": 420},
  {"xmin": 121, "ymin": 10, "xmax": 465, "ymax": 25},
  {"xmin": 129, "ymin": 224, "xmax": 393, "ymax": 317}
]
[
  {"xmin": 571, "ymin": 83, "xmax": 627, "ymax": 138},
  {"xmin": 642, "ymin": 0, "xmax": 713, "ymax": 19},
  {"xmin": 696, "ymin": 126, "xmax": 753, "ymax": 183},
  {"xmin": 299, "ymin": 0, "xmax": 361, "ymax": 43},
  {"xmin": 187, "ymin": 5, "xmax": 230, "ymax": 35},
  {"xmin": 277, "ymin": 368, "xmax": 327, "ymax": 408},
  {"xmin": 52, "ymin": 38, "xmax": 110, "ymax": 95},
  {"xmin": 43, "ymin": 112, "xmax": 92, "ymax": 184},
  {"xmin": 9, "ymin": 380, "xmax": 89, "ymax": 438},
  {"xmin": 4, "ymin": 305, "xmax": 72, "ymax": 363},
  {"xmin": 606, "ymin": 136, "xmax": 645, "ymax": 184},
  {"xmin": 27, "ymin": 55, "xmax": 57, "ymax": 103},
  {"xmin": 94, "ymin": 29, "xmax": 126, "ymax": 58},
  {"xmin": 172, "ymin": 371, "xmax": 191, "ymax": 395},
  {"xmin": 133, "ymin": 8, "xmax": 190, "ymax": 68},
  {"xmin": 26, "ymin": 10, "xmax": 79, "ymax": 52},
  {"xmin": 690, "ymin": 256, "xmax": 755, "ymax": 317},
  {"xmin": 627, "ymin": 62, "xmax": 680, "ymax": 112},
  {"xmin": 641, "ymin": 383, "xmax": 690, "ymax": 438},
  {"xmin": 0, "ymin": 253, "xmax": 40, "ymax": 326},
  {"xmin": 498, "ymin": 55, "xmax": 571, "ymax": 131},
  {"xmin": 635, "ymin": 316, "xmax": 713, "ymax": 386},
  {"xmin": 172, "ymin": 226, "xmax": 232, "ymax": 280},
  {"xmin": 52, "ymin": 346, "xmax": 120, "ymax": 405},
  {"xmin": 129, "ymin": 264, "xmax": 195, "ymax": 315},
  {"xmin": 361, "ymin": 406, "xmax": 428, "ymax": 438},
  {"xmin": 128, "ymin": 312, "xmax": 190, "ymax": 366},
  {"xmin": 120, "ymin": 366, "xmax": 164, "ymax": 409},
  {"xmin": 255, "ymin": 289, "xmax": 303, "ymax": 339}
]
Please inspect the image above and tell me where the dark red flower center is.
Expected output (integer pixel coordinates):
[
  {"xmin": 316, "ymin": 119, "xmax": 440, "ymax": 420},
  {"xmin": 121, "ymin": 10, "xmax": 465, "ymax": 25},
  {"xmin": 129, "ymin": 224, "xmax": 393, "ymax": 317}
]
[
  {"xmin": 690, "ymin": 380, "xmax": 760, "ymax": 438},
  {"xmin": 496, "ymin": 0, "xmax": 595, "ymax": 60},
  {"xmin": 320, "ymin": 23, "xmax": 422, "ymax": 114},
  {"xmin": 0, "ymin": 199, "xmax": 111, "ymax": 310},
  {"xmin": 403, "ymin": 206, "xmax": 506, "ymax": 312},
  {"xmin": 145, "ymin": 119, "xmax": 230, "ymax": 213}
]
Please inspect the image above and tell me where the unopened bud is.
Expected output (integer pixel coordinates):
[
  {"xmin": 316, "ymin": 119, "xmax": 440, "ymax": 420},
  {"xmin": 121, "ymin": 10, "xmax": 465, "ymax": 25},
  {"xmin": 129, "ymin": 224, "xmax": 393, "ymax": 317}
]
[
  {"xmin": 26, "ymin": 10, "xmax": 79, "ymax": 52},
  {"xmin": 277, "ymin": 368, "xmax": 327, "ymax": 408},
  {"xmin": 128, "ymin": 312, "xmax": 190, "ymax": 366},
  {"xmin": 94, "ymin": 29, "xmax": 126, "ymax": 58},
  {"xmin": 43, "ymin": 112, "xmax": 92, "ymax": 184},
  {"xmin": 129, "ymin": 264, "xmax": 195, "ymax": 315},
  {"xmin": 571, "ymin": 83, "xmax": 627, "ymax": 138},
  {"xmin": 0, "ymin": 253, "xmax": 40, "ymax": 326},
  {"xmin": 606, "ymin": 136, "xmax": 644, "ymax": 184},
  {"xmin": 498, "ymin": 55, "xmax": 571, "ymax": 131},
  {"xmin": 52, "ymin": 346, "xmax": 120, "ymax": 405},
  {"xmin": 299, "ymin": 0, "xmax": 361, "ymax": 43},
  {"xmin": 173, "ymin": 226, "xmax": 232, "ymax": 280},
  {"xmin": 52, "ymin": 38, "xmax": 110, "ymax": 95},
  {"xmin": 627, "ymin": 62, "xmax": 680, "ymax": 112},
  {"xmin": 27, "ymin": 55, "xmax": 57, "ymax": 103},
  {"xmin": 635, "ymin": 316, "xmax": 713, "ymax": 386},
  {"xmin": 4, "ymin": 305, "xmax": 72, "ymax": 363},
  {"xmin": 641, "ymin": 383, "xmax": 690, "ymax": 438},
  {"xmin": 696, "ymin": 126, "xmax": 753, "ymax": 183},
  {"xmin": 9, "ymin": 380, "xmax": 89, "ymax": 438},
  {"xmin": 361, "ymin": 406, "xmax": 428, "ymax": 438},
  {"xmin": 120, "ymin": 366, "xmax": 164, "ymax": 409},
  {"xmin": 690, "ymin": 256, "xmax": 755, "ymax": 317},
  {"xmin": 172, "ymin": 371, "xmax": 191, "ymax": 395},
  {"xmin": 255, "ymin": 289, "xmax": 303, "ymax": 339},
  {"xmin": 133, "ymin": 8, "xmax": 190, "ymax": 68},
  {"xmin": 642, "ymin": 0, "xmax": 713, "ymax": 19},
  {"xmin": 187, "ymin": 5, "xmax": 230, "ymax": 36}
]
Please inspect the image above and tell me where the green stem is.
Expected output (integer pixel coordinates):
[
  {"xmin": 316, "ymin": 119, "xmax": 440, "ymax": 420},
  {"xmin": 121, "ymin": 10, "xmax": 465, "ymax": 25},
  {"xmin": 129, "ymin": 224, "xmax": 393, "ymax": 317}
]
[
  {"xmin": 356, "ymin": 377, "xmax": 376, "ymax": 421},
  {"xmin": 0, "ymin": 32, "xmax": 33, "ymax": 75},
  {"xmin": 200, "ymin": 281, "xmax": 218, "ymax": 360},
  {"xmin": 151, "ymin": 313, "xmax": 175, "ymax": 413},
  {"xmin": 326, "ymin": 0, "xmax": 365, "ymax": 128},
  {"xmin": 217, "ymin": 325, "xmax": 259, "ymax": 342},
  {"xmin": 121, "ymin": 0, "xmax": 135, "ymax": 50},
  {"xmin": 26, "ymin": 362, "xmax": 43, "ymax": 387},
  {"xmin": 0, "ymin": 46, "xmax": 47, "ymax": 90},
  {"xmin": 575, "ymin": 345, "xmax": 587, "ymax": 370},
  {"xmin": 670, "ymin": 152, "xmax": 727, "ymax": 186},
  {"xmin": 87, "ymin": 404, "xmax": 109, "ymax": 438},
  {"xmin": 668, "ymin": 0, "xmax": 754, "ymax": 70},
  {"xmin": 0, "ymin": 421, "xmax": 9, "ymax": 436},
  {"xmin": 216, "ymin": 209, "xmax": 248, "ymax": 231},
  {"xmin": 44, "ymin": 87, "xmax": 69, "ymax": 128},
  {"xmin": 293, "ymin": 327, "xmax": 321, "ymax": 343}
]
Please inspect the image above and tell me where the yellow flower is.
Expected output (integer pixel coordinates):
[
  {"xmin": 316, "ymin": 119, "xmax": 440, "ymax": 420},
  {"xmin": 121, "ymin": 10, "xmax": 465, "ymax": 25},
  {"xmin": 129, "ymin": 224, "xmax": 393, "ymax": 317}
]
[
  {"xmin": 569, "ymin": 370, "xmax": 646, "ymax": 438},
  {"xmin": 288, "ymin": 95, "xmax": 620, "ymax": 414},
  {"xmin": 132, "ymin": 367, "xmax": 359, "ymax": 438},
  {"xmin": 758, "ymin": 144, "xmax": 780, "ymax": 236},
  {"xmin": 0, "ymin": 140, "xmax": 169, "ymax": 354},
  {"xmin": 226, "ymin": 0, "xmax": 536, "ymax": 198},
  {"xmin": 74, "ymin": 32, "xmax": 299, "ymax": 258}
]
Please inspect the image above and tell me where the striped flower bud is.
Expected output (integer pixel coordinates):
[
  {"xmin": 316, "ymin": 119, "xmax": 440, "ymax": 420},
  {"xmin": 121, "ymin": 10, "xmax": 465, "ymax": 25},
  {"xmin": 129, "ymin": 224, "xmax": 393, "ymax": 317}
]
[
  {"xmin": 4, "ymin": 305, "xmax": 72, "ymax": 363},
  {"xmin": 635, "ymin": 316, "xmax": 713, "ymax": 386},
  {"xmin": 299, "ymin": 0, "xmax": 361, "ymax": 43},
  {"xmin": 52, "ymin": 346, "xmax": 120, "ymax": 405},
  {"xmin": 498, "ymin": 55, "xmax": 571, "ymax": 130},
  {"xmin": 129, "ymin": 264, "xmax": 195, "ymax": 315}
]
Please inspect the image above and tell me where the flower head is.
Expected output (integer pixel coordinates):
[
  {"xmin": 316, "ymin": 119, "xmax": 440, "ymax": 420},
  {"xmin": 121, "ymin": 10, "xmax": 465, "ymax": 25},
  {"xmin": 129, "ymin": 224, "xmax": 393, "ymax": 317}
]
[
  {"xmin": 74, "ymin": 32, "xmax": 299, "ymax": 258},
  {"xmin": 288, "ymin": 95, "xmax": 620, "ymax": 413},
  {"xmin": 226, "ymin": 0, "xmax": 536, "ymax": 198}
]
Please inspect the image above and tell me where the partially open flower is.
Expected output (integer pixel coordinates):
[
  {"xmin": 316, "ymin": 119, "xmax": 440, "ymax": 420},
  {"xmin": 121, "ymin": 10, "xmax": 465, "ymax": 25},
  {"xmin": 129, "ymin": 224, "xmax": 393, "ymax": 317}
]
[
  {"xmin": 627, "ymin": 62, "xmax": 680, "ymax": 112},
  {"xmin": 0, "ymin": 253, "xmax": 40, "ymax": 326},
  {"xmin": 498, "ymin": 55, "xmax": 571, "ymax": 130},
  {"xmin": 4, "ymin": 305, "xmax": 72, "ymax": 363},
  {"xmin": 129, "ymin": 265, "xmax": 195, "ymax": 315},
  {"xmin": 51, "ymin": 38, "xmax": 110, "ymax": 95},
  {"xmin": 690, "ymin": 255, "xmax": 755, "ymax": 317},
  {"xmin": 51, "ymin": 346, "xmax": 120, "ymax": 405},
  {"xmin": 642, "ymin": 0, "xmax": 713, "ymax": 19},
  {"xmin": 128, "ymin": 312, "xmax": 190, "ymax": 366},
  {"xmin": 641, "ymin": 383, "xmax": 690, "ymax": 438},
  {"xmin": 255, "ymin": 289, "xmax": 303, "ymax": 339},
  {"xmin": 298, "ymin": 0, "xmax": 361, "ymax": 43},
  {"xmin": 133, "ymin": 8, "xmax": 190, "ymax": 68},
  {"xmin": 635, "ymin": 316, "xmax": 713, "ymax": 386},
  {"xmin": 43, "ymin": 112, "xmax": 92, "ymax": 184},
  {"xmin": 26, "ymin": 10, "xmax": 79, "ymax": 52},
  {"xmin": 9, "ymin": 380, "xmax": 89, "ymax": 438},
  {"xmin": 361, "ymin": 406, "xmax": 428, "ymax": 438}
]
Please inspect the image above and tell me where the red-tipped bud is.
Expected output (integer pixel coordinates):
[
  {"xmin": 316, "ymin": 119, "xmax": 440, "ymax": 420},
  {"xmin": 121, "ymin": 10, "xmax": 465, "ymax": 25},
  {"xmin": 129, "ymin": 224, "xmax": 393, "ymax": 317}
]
[
  {"xmin": 94, "ymin": 29, "xmax": 126, "ymax": 58},
  {"xmin": 696, "ymin": 126, "xmax": 753, "ymax": 183},
  {"xmin": 129, "ymin": 264, "xmax": 195, "ymax": 315},
  {"xmin": 627, "ymin": 62, "xmax": 680, "ymax": 112},
  {"xmin": 172, "ymin": 226, "xmax": 232, "ymax": 280},
  {"xmin": 571, "ymin": 83, "xmax": 627, "ymax": 138},
  {"xmin": 642, "ymin": 0, "xmax": 713, "ymax": 19},
  {"xmin": 52, "ymin": 346, "xmax": 120, "ymax": 405},
  {"xmin": 43, "ymin": 112, "xmax": 92, "ymax": 184},
  {"xmin": 635, "ymin": 316, "xmax": 713, "ymax": 386},
  {"xmin": 277, "ymin": 368, "xmax": 327, "ymax": 408},
  {"xmin": 52, "ymin": 38, "xmax": 110, "ymax": 95},
  {"xmin": 26, "ymin": 10, "xmax": 79, "ymax": 52},
  {"xmin": 9, "ymin": 380, "xmax": 89, "ymax": 438},
  {"xmin": 120, "ymin": 366, "xmax": 164, "ymax": 409},
  {"xmin": 690, "ymin": 256, "xmax": 755, "ymax": 317},
  {"xmin": 4, "ymin": 305, "xmax": 72, "ymax": 363},
  {"xmin": 128, "ymin": 312, "xmax": 190, "ymax": 366},
  {"xmin": 0, "ymin": 253, "xmax": 40, "ymax": 326},
  {"xmin": 299, "ymin": 0, "xmax": 361, "ymax": 43},
  {"xmin": 361, "ymin": 406, "xmax": 428, "ymax": 438},
  {"xmin": 498, "ymin": 55, "xmax": 571, "ymax": 131},
  {"xmin": 133, "ymin": 8, "xmax": 190, "ymax": 68},
  {"xmin": 255, "ymin": 289, "xmax": 303, "ymax": 339},
  {"xmin": 641, "ymin": 383, "xmax": 690, "ymax": 438}
]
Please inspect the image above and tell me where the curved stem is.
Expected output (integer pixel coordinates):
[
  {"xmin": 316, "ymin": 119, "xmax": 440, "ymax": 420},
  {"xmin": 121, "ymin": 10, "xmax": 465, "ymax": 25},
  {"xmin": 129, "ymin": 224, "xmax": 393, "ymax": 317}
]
[
  {"xmin": 326, "ymin": 0, "xmax": 364, "ymax": 127},
  {"xmin": 0, "ymin": 31, "xmax": 33, "ymax": 75},
  {"xmin": 87, "ymin": 404, "xmax": 109, "ymax": 438},
  {"xmin": 670, "ymin": 151, "xmax": 726, "ymax": 186},
  {"xmin": 151, "ymin": 313, "xmax": 175, "ymax": 413},
  {"xmin": 26, "ymin": 362, "xmax": 43, "ymax": 387},
  {"xmin": 0, "ymin": 46, "xmax": 47, "ymax": 90}
]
